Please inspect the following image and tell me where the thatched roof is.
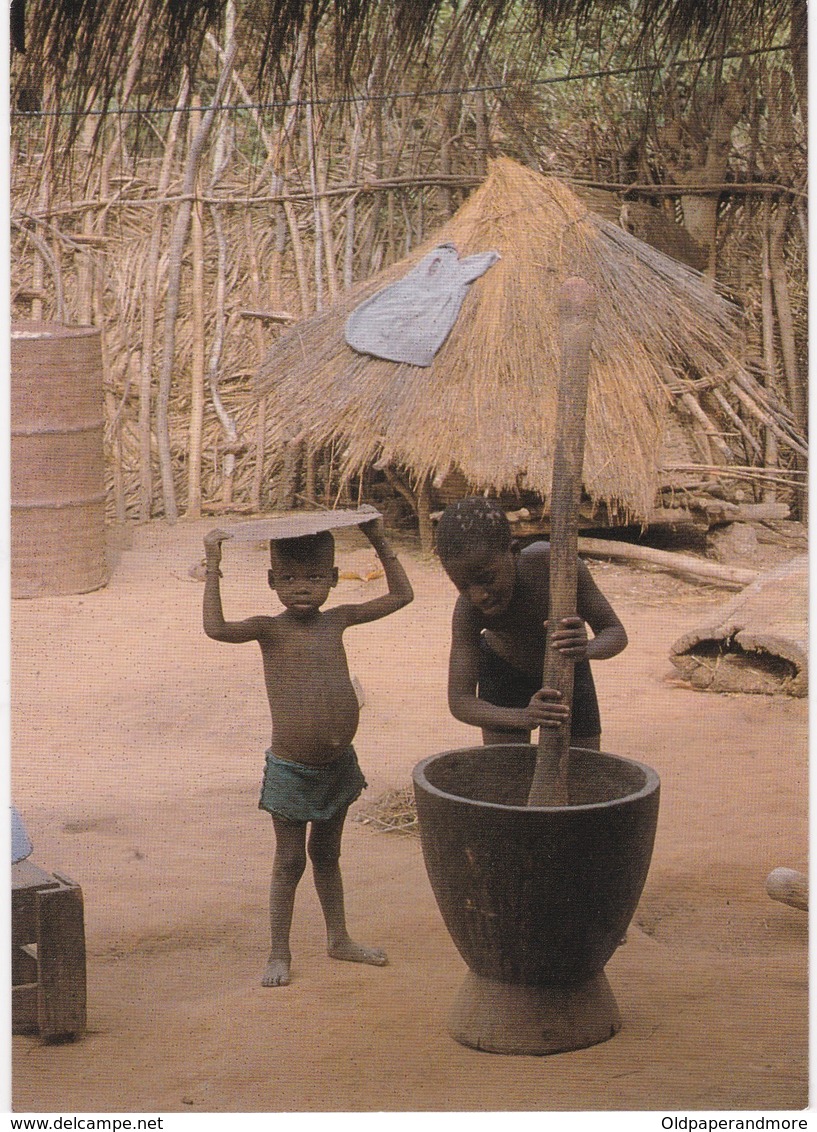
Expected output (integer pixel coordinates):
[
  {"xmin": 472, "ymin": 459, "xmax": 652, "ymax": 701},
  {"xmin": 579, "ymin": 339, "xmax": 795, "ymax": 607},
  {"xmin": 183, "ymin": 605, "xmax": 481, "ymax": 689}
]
[
  {"xmin": 254, "ymin": 157, "xmax": 756, "ymax": 521},
  {"xmin": 14, "ymin": 0, "xmax": 771, "ymax": 116}
]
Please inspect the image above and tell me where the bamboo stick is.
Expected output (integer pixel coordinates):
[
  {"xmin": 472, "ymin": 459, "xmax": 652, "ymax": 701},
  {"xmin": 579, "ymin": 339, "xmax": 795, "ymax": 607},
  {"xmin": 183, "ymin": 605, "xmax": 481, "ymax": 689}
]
[
  {"xmin": 439, "ymin": 23, "xmax": 464, "ymax": 217},
  {"xmin": 662, "ymin": 463, "xmax": 805, "ymax": 490},
  {"xmin": 760, "ymin": 195, "xmax": 779, "ymax": 501},
  {"xmin": 244, "ymin": 213, "xmax": 270, "ymax": 510},
  {"xmin": 344, "ymin": 103, "xmax": 364, "ymax": 289},
  {"xmin": 707, "ymin": 388, "xmax": 762, "ymax": 459},
  {"xmin": 92, "ymin": 125, "xmax": 128, "ymax": 524},
  {"xmin": 733, "ymin": 366, "xmax": 800, "ymax": 432},
  {"xmin": 283, "ymin": 194, "xmax": 312, "ymax": 316},
  {"xmin": 89, "ymin": 138, "xmax": 127, "ymax": 523},
  {"xmin": 76, "ymin": 112, "xmax": 97, "ymax": 323},
  {"xmin": 728, "ymin": 379, "xmax": 807, "ymax": 458},
  {"xmin": 679, "ymin": 392, "xmax": 734, "ymax": 461},
  {"xmin": 11, "ymin": 220, "xmax": 64, "ymax": 319},
  {"xmin": 87, "ymin": 19, "xmax": 144, "ymax": 519},
  {"xmin": 680, "ymin": 392, "xmax": 714, "ymax": 464},
  {"xmin": 323, "ymin": 442, "xmax": 337, "ymax": 508},
  {"xmin": 16, "ymin": 171, "xmax": 807, "ymax": 228},
  {"xmin": 278, "ymin": 29, "xmax": 311, "ymax": 316},
  {"xmin": 277, "ymin": 437, "xmax": 302, "ymax": 511},
  {"xmin": 305, "ymin": 447, "xmax": 317, "ymax": 504},
  {"xmin": 318, "ymin": 153, "xmax": 340, "ymax": 302},
  {"xmin": 361, "ymin": 44, "xmax": 386, "ymax": 274},
  {"xmin": 416, "ymin": 474, "xmax": 434, "ymax": 554},
  {"xmin": 187, "ymin": 184, "xmax": 206, "ymax": 517},
  {"xmin": 307, "ymin": 100, "xmax": 324, "ymax": 312},
  {"xmin": 383, "ymin": 465, "xmax": 417, "ymax": 516},
  {"xmin": 138, "ymin": 69, "xmax": 190, "ymax": 520},
  {"xmin": 251, "ymin": 399, "xmax": 267, "ymax": 511},
  {"xmin": 769, "ymin": 200, "xmax": 805, "ymax": 435},
  {"xmin": 206, "ymin": 206, "xmax": 238, "ymax": 504},
  {"xmin": 156, "ymin": 39, "xmax": 237, "ymax": 523},
  {"xmin": 30, "ymin": 82, "xmax": 55, "ymax": 321},
  {"xmin": 206, "ymin": 17, "xmax": 240, "ymax": 509}
]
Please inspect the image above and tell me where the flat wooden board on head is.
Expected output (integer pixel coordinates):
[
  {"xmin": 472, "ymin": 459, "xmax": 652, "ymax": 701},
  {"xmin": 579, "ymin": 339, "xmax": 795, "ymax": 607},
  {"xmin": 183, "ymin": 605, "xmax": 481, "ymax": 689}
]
[{"xmin": 226, "ymin": 505, "xmax": 381, "ymax": 542}]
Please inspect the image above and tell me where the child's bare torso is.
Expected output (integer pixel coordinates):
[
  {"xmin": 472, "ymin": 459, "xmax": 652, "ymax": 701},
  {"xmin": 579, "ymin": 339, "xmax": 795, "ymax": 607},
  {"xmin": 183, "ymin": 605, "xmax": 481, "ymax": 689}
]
[
  {"xmin": 475, "ymin": 548, "xmax": 550, "ymax": 680},
  {"xmin": 259, "ymin": 609, "xmax": 360, "ymax": 764}
]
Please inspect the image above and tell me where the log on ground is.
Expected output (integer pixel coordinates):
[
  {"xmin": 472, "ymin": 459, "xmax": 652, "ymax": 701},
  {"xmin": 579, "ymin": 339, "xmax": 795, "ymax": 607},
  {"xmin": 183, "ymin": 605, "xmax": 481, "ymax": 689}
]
[{"xmin": 577, "ymin": 536, "xmax": 759, "ymax": 589}]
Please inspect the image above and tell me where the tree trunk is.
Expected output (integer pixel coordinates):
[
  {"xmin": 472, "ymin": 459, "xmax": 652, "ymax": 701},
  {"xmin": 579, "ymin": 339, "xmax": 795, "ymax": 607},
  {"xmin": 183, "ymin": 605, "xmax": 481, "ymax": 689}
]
[{"xmin": 660, "ymin": 75, "xmax": 745, "ymax": 277}]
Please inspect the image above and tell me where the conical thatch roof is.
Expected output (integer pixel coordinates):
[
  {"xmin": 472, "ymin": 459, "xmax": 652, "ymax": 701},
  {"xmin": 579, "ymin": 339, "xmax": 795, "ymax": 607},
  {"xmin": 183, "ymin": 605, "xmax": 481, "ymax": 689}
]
[{"xmin": 254, "ymin": 156, "xmax": 754, "ymax": 520}]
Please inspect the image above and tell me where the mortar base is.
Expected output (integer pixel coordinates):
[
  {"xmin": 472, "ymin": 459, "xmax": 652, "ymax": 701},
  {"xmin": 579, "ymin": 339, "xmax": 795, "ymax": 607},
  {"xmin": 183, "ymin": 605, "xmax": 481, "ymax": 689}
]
[{"xmin": 448, "ymin": 970, "xmax": 622, "ymax": 1055}]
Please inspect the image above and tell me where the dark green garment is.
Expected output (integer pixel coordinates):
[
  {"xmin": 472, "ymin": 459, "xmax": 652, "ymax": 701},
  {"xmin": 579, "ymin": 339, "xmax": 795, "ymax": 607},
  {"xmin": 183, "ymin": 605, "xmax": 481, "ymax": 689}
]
[{"xmin": 259, "ymin": 746, "xmax": 366, "ymax": 823}]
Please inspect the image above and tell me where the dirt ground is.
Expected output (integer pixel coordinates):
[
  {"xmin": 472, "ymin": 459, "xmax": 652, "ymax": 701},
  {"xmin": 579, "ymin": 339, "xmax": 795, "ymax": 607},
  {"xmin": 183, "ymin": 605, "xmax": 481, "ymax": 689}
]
[{"xmin": 10, "ymin": 517, "xmax": 809, "ymax": 1115}]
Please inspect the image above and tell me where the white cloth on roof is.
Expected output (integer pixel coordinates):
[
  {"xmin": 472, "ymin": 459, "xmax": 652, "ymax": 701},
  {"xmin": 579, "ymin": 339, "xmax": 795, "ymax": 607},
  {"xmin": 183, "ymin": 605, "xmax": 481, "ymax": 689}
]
[{"xmin": 345, "ymin": 243, "xmax": 500, "ymax": 366}]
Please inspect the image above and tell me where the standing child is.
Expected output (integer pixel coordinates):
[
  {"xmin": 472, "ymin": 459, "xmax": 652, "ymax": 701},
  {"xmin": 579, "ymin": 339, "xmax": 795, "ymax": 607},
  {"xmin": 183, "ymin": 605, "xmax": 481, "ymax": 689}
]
[
  {"xmin": 203, "ymin": 516, "xmax": 413, "ymax": 987},
  {"xmin": 436, "ymin": 496, "xmax": 626, "ymax": 750}
]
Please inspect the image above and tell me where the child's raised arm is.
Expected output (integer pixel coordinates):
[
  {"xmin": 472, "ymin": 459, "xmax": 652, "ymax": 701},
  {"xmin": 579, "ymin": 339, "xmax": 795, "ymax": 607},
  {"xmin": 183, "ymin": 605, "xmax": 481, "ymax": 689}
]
[
  {"xmin": 341, "ymin": 517, "xmax": 414, "ymax": 626},
  {"xmin": 202, "ymin": 528, "xmax": 274, "ymax": 644}
]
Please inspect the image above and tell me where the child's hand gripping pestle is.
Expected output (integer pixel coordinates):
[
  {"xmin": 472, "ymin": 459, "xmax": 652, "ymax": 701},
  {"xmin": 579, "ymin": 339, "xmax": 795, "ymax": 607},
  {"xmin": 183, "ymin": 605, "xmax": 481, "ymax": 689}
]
[{"xmin": 527, "ymin": 277, "xmax": 599, "ymax": 807}]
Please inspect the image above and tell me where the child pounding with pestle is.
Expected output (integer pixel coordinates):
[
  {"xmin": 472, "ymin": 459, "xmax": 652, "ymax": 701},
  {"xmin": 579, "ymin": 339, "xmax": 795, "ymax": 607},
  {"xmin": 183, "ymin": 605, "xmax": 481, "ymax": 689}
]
[
  {"xmin": 203, "ymin": 516, "xmax": 413, "ymax": 987},
  {"xmin": 435, "ymin": 496, "xmax": 627, "ymax": 751}
]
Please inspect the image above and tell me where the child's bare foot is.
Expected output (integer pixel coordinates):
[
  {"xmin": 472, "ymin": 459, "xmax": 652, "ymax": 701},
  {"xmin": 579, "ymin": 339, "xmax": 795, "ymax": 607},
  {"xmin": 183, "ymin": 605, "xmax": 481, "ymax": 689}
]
[
  {"xmin": 262, "ymin": 957, "xmax": 291, "ymax": 986},
  {"xmin": 328, "ymin": 938, "xmax": 388, "ymax": 966}
]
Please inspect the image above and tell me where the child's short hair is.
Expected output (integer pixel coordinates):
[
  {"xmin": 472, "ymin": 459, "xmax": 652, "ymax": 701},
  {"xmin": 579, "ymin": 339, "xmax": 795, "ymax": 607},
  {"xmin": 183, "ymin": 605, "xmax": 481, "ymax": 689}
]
[
  {"xmin": 435, "ymin": 497, "xmax": 512, "ymax": 563},
  {"xmin": 270, "ymin": 530, "xmax": 335, "ymax": 568}
]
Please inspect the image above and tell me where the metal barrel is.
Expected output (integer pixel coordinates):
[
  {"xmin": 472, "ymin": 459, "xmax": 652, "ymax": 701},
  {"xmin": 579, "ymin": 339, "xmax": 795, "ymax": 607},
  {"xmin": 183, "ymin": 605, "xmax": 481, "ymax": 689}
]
[{"xmin": 11, "ymin": 322, "xmax": 108, "ymax": 598}]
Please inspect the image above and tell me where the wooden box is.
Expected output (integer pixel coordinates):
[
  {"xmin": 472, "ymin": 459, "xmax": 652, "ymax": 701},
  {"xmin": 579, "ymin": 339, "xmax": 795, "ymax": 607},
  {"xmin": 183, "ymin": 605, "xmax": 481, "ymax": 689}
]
[{"xmin": 12, "ymin": 860, "xmax": 86, "ymax": 1040}]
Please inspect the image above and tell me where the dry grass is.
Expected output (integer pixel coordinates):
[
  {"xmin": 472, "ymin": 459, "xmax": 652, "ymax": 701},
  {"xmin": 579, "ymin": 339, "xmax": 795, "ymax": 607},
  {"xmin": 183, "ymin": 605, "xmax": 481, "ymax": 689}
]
[
  {"xmin": 353, "ymin": 786, "xmax": 419, "ymax": 835},
  {"xmin": 252, "ymin": 157, "xmax": 766, "ymax": 522}
]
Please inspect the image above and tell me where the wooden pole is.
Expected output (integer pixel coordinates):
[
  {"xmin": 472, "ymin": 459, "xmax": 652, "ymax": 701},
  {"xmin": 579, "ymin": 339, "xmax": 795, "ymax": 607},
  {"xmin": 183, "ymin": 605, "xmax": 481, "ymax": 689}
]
[
  {"xmin": 417, "ymin": 474, "xmax": 434, "ymax": 555},
  {"xmin": 527, "ymin": 277, "xmax": 598, "ymax": 807},
  {"xmin": 187, "ymin": 186, "xmax": 206, "ymax": 517},
  {"xmin": 156, "ymin": 40, "xmax": 237, "ymax": 523}
]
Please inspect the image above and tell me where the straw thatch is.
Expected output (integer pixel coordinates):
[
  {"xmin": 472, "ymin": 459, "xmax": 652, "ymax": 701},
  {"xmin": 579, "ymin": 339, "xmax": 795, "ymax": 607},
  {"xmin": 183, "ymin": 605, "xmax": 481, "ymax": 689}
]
[
  {"xmin": 669, "ymin": 555, "xmax": 808, "ymax": 696},
  {"xmin": 15, "ymin": 0, "xmax": 801, "ymax": 125},
  {"xmin": 254, "ymin": 157, "xmax": 759, "ymax": 522}
]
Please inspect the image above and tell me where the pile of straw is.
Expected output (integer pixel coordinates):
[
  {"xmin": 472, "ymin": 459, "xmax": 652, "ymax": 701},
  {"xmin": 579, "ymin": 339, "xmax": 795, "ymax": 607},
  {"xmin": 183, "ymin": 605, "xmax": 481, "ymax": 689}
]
[
  {"xmin": 353, "ymin": 786, "xmax": 419, "ymax": 834},
  {"xmin": 253, "ymin": 157, "xmax": 758, "ymax": 522}
]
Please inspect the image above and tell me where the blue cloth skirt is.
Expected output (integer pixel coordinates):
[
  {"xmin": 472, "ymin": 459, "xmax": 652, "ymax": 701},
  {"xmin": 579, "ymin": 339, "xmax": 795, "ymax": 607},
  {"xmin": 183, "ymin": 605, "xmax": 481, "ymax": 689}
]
[{"xmin": 259, "ymin": 746, "xmax": 367, "ymax": 823}]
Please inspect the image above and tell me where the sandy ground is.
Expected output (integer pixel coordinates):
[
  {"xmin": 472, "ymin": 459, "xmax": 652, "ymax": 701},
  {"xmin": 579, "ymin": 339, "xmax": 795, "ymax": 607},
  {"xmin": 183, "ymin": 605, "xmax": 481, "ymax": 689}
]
[{"xmin": 9, "ymin": 518, "xmax": 809, "ymax": 1115}]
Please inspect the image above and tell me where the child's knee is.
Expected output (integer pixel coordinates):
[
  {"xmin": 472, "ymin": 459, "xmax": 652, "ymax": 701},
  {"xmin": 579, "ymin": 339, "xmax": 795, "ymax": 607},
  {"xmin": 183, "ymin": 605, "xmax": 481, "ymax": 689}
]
[
  {"xmin": 274, "ymin": 848, "xmax": 307, "ymax": 883},
  {"xmin": 307, "ymin": 840, "xmax": 340, "ymax": 870}
]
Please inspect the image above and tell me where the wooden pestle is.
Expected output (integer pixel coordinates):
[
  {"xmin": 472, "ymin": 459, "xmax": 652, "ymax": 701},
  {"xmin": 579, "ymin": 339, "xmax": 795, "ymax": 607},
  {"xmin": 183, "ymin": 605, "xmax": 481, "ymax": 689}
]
[{"xmin": 527, "ymin": 277, "xmax": 598, "ymax": 807}]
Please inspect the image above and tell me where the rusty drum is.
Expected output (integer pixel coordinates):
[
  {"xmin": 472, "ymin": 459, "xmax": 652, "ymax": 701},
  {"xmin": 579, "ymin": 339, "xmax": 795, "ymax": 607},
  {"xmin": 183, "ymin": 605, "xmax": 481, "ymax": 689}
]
[{"xmin": 11, "ymin": 322, "xmax": 108, "ymax": 598}]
